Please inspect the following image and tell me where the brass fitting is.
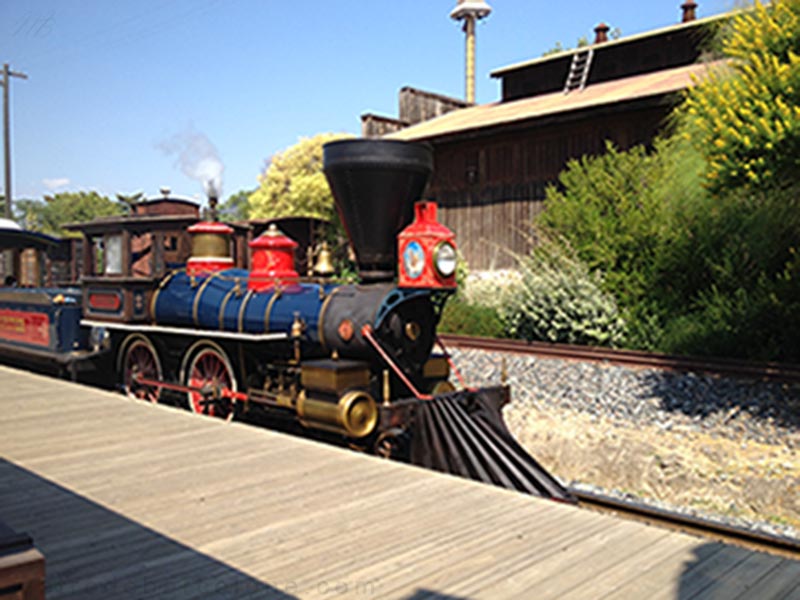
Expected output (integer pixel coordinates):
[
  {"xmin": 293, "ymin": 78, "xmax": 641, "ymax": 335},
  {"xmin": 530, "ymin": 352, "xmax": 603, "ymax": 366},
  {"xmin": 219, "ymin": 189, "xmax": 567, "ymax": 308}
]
[{"xmin": 296, "ymin": 390, "xmax": 378, "ymax": 438}]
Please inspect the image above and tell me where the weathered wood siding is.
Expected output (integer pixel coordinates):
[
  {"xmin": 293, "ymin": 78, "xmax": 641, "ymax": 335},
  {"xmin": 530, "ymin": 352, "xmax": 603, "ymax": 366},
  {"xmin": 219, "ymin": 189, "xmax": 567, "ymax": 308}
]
[
  {"xmin": 427, "ymin": 103, "xmax": 668, "ymax": 269},
  {"xmin": 498, "ymin": 23, "xmax": 711, "ymax": 101}
]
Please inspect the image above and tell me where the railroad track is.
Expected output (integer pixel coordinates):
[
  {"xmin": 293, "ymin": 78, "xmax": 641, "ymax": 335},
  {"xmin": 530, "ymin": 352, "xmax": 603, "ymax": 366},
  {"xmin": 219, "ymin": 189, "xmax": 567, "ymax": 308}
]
[
  {"xmin": 439, "ymin": 334, "xmax": 800, "ymax": 558},
  {"xmin": 439, "ymin": 334, "xmax": 800, "ymax": 384},
  {"xmin": 572, "ymin": 489, "xmax": 800, "ymax": 560}
]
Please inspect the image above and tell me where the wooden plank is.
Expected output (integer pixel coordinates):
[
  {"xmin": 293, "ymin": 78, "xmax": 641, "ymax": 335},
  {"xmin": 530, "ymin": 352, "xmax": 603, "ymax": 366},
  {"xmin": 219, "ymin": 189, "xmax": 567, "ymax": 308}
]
[
  {"xmin": 114, "ymin": 484, "xmax": 530, "ymax": 599},
  {"xmin": 694, "ymin": 551, "xmax": 793, "ymax": 600},
  {"xmin": 602, "ymin": 543, "xmax": 749, "ymax": 600},
  {"xmin": 494, "ymin": 524, "xmax": 674, "ymax": 598},
  {"xmin": 330, "ymin": 501, "xmax": 612, "ymax": 600},
  {"xmin": 674, "ymin": 545, "xmax": 771, "ymax": 599},
  {"xmin": 445, "ymin": 518, "xmax": 646, "ymax": 598},
  {"xmin": 550, "ymin": 530, "xmax": 704, "ymax": 599},
  {"xmin": 730, "ymin": 559, "xmax": 800, "ymax": 600},
  {"xmin": 1, "ymin": 366, "xmax": 797, "ymax": 600}
]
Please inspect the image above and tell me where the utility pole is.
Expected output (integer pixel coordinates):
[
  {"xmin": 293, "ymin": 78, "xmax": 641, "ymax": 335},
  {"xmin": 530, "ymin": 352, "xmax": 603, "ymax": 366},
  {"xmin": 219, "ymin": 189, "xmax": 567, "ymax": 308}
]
[
  {"xmin": 2, "ymin": 63, "xmax": 27, "ymax": 279},
  {"xmin": 2, "ymin": 63, "xmax": 28, "ymax": 220}
]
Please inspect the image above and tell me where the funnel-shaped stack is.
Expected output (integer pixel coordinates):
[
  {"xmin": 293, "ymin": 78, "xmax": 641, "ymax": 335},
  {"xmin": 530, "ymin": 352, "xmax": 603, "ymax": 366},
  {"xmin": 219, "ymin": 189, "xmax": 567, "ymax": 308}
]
[{"xmin": 323, "ymin": 139, "xmax": 433, "ymax": 282}]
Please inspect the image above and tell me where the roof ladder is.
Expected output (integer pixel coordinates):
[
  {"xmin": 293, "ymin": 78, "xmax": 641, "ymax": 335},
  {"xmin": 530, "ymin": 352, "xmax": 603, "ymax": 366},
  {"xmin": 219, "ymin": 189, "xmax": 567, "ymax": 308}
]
[{"xmin": 563, "ymin": 48, "xmax": 594, "ymax": 93}]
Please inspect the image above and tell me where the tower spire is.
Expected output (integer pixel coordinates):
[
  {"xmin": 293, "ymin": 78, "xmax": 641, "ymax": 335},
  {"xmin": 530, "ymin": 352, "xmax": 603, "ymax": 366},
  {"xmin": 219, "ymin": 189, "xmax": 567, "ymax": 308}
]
[{"xmin": 450, "ymin": 0, "xmax": 492, "ymax": 104}]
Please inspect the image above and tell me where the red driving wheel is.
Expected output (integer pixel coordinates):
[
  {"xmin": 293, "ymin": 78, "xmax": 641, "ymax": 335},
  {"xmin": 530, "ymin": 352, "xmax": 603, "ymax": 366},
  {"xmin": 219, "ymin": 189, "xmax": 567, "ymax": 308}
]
[
  {"xmin": 121, "ymin": 336, "xmax": 163, "ymax": 403},
  {"xmin": 184, "ymin": 346, "xmax": 237, "ymax": 419}
]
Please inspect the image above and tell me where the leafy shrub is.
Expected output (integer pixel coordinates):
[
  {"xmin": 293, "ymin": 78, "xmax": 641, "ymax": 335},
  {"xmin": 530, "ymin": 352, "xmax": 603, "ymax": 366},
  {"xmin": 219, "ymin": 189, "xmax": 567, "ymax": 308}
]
[
  {"xmin": 447, "ymin": 2, "xmax": 800, "ymax": 360},
  {"xmin": 438, "ymin": 298, "xmax": 506, "ymax": 338},
  {"xmin": 498, "ymin": 244, "xmax": 626, "ymax": 346},
  {"xmin": 460, "ymin": 269, "xmax": 520, "ymax": 309},
  {"xmin": 538, "ymin": 140, "xmax": 692, "ymax": 309},
  {"xmin": 654, "ymin": 184, "xmax": 800, "ymax": 360}
]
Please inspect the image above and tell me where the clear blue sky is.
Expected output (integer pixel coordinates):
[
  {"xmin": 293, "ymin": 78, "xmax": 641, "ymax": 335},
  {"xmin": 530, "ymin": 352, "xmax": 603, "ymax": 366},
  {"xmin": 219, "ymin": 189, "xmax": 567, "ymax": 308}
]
[{"xmin": 1, "ymin": 0, "xmax": 734, "ymax": 205}]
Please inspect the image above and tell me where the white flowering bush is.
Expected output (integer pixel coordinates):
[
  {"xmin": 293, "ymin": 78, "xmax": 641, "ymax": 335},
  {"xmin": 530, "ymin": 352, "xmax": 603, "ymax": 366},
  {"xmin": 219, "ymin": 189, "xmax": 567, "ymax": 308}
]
[
  {"xmin": 460, "ymin": 269, "xmax": 521, "ymax": 309},
  {"xmin": 499, "ymin": 246, "xmax": 626, "ymax": 346}
]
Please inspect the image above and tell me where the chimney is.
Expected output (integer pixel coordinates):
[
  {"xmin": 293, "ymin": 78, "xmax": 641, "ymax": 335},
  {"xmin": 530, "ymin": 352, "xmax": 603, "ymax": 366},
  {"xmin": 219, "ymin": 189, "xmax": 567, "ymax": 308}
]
[
  {"xmin": 323, "ymin": 139, "xmax": 433, "ymax": 283},
  {"xmin": 594, "ymin": 23, "xmax": 610, "ymax": 44},
  {"xmin": 681, "ymin": 1, "xmax": 698, "ymax": 22},
  {"xmin": 205, "ymin": 181, "xmax": 219, "ymax": 221}
]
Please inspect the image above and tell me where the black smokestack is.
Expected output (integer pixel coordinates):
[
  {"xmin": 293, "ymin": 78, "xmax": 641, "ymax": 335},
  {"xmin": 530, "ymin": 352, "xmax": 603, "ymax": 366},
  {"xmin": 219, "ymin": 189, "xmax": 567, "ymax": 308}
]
[
  {"xmin": 323, "ymin": 139, "xmax": 433, "ymax": 282},
  {"xmin": 205, "ymin": 180, "xmax": 219, "ymax": 221}
]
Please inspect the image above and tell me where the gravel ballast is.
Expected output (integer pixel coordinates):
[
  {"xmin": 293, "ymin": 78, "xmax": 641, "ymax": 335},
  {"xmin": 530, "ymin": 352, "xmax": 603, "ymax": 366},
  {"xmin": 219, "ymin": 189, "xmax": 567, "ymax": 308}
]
[{"xmin": 448, "ymin": 347, "xmax": 800, "ymax": 539}]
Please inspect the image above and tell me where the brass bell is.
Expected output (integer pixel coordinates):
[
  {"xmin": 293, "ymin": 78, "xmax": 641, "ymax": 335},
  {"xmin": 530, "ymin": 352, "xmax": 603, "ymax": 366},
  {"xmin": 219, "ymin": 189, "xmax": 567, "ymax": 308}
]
[{"xmin": 313, "ymin": 241, "xmax": 335, "ymax": 277}]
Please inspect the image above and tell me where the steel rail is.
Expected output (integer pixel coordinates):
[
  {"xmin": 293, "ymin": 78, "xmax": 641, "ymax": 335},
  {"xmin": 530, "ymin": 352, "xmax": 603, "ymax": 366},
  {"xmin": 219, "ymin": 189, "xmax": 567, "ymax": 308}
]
[
  {"xmin": 572, "ymin": 489, "xmax": 800, "ymax": 560},
  {"xmin": 439, "ymin": 334, "xmax": 800, "ymax": 384}
]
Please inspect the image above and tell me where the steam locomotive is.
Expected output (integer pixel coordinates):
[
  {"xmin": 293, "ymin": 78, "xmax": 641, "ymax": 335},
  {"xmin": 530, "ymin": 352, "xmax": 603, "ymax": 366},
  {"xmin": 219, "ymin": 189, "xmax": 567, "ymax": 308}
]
[{"xmin": 0, "ymin": 139, "xmax": 572, "ymax": 502}]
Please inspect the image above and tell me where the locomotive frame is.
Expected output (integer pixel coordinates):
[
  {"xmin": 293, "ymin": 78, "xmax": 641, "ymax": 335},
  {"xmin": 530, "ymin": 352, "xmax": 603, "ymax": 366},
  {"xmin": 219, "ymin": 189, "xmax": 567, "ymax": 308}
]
[{"xmin": 0, "ymin": 140, "xmax": 573, "ymax": 502}]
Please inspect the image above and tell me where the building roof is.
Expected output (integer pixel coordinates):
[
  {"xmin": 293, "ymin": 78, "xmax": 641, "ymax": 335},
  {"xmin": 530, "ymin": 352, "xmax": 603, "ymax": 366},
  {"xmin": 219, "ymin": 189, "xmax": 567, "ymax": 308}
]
[
  {"xmin": 387, "ymin": 60, "xmax": 726, "ymax": 142},
  {"xmin": 63, "ymin": 214, "xmax": 202, "ymax": 236},
  {"xmin": 139, "ymin": 197, "xmax": 199, "ymax": 207},
  {"xmin": 0, "ymin": 218, "xmax": 22, "ymax": 231},
  {"xmin": 0, "ymin": 228, "xmax": 62, "ymax": 251},
  {"xmin": 490, "ymin": 13, "xmax": 725, "ymax": 78}
]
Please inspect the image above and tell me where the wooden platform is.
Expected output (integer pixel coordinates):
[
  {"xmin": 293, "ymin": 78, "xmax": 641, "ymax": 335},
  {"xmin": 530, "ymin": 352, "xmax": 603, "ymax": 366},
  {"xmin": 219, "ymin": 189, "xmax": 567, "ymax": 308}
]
[{"xmin": 0, "ymin": 365, "xmax": 798, "ymax": 599}]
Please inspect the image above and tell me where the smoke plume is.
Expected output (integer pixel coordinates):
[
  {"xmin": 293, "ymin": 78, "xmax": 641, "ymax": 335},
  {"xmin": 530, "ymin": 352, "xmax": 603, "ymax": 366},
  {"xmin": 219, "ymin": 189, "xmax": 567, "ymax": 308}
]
[{"xmin": 157, "ymin": 126, "xmax": 224, "ymax": 197}]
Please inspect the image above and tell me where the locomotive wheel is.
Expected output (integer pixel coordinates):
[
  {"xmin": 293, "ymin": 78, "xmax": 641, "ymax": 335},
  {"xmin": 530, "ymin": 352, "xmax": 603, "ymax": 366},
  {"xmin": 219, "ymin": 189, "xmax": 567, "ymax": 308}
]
[
  {"xmin": 374, "ymin": 427, "xmax": 407, "ymax": 459},
  {"xmin": 183, "ymin": 343, "xmax": 237, "ymax": 420},
  {"xmin": 119, "ymin": 335, "xmax": 163, "ymax": 403}
]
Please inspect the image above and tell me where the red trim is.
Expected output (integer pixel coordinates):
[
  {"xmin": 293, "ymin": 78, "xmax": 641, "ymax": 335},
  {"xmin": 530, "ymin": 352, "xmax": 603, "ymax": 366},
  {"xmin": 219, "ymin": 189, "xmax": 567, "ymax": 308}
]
[
  {"xmin": 186, "ymin": 257, "xmax": 234, "ymax": 275},
  {"xmin": 187, "ymin": 221, "xmax": 234, "ymax": 234},
  {"xmin": 361, "ymin": 324, "xmax": 432, "ymax": 401},
  {"xmin": 89, "ymin": 292, "xmax": 122, "ymax": 311},
  {"xmin": 134, "ymin": 374, "xmax": 248, "ymax": 402},
  {"xmin": 0, "ymin": 309, "xmax": 50, "ymax": 347}
]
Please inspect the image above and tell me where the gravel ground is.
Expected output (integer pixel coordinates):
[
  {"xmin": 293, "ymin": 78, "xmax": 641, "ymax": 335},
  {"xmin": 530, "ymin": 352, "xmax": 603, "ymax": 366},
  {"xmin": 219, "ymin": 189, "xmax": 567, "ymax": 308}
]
[
  {"xmin": 448, "ymin": 347, "xmax": 800, "ymax": 540},
  {"xmin": 451, "ymin": 348, "xmax": 800, "ymax": 447}
]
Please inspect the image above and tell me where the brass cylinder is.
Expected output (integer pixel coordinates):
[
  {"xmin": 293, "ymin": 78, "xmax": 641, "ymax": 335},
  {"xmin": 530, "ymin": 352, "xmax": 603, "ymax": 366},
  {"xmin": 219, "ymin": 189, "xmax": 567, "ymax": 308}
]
[
  {"xmin": 297, "ymin": 389, "xmax": 378, "ymax": 438},
  {"xmin": 192, "ymin": 233, "xmax": 231, "ymax": 258}
]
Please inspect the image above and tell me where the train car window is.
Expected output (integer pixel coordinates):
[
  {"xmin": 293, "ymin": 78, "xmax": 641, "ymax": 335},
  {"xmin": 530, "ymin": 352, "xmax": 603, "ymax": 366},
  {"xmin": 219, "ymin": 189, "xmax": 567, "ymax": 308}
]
[
  {"xmin": 164, "ymin": 236, "xmax": 177, "ymax": 251},
  {"xmin": 104, "ymin": 233, "xmax": 123, "ymax": 275}
]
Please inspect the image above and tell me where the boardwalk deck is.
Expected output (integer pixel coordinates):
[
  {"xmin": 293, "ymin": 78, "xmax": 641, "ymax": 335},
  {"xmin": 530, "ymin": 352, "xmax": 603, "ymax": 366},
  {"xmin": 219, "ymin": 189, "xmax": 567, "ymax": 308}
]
[{"xmin": 0, "ymin": 365, "xmax": 798, "ymax": 599}]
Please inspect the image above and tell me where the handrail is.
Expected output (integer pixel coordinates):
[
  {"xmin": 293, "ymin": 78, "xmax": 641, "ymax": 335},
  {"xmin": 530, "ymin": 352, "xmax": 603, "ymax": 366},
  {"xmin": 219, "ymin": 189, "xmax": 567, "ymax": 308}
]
[{"xmin": 361, "ymin": 325, "xmax": 433, "ymax": 401}]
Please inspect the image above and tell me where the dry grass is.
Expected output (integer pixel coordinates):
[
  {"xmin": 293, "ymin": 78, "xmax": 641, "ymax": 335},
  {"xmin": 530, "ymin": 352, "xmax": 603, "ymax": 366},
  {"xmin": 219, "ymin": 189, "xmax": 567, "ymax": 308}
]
[{"xmin": 504, "ymin": 402, "xmax": 800, "ymax": 532}]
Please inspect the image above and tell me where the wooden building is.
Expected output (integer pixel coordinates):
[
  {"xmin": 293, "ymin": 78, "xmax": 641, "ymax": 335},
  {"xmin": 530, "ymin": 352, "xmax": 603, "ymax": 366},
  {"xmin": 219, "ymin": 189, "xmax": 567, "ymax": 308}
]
[
  {"xmin": 381, "ymin": 4, "xmax": 726, "ymax": 269},
  {"xmin": 362, "ymin": 87, "xmax": 470, "ymax": 138}
]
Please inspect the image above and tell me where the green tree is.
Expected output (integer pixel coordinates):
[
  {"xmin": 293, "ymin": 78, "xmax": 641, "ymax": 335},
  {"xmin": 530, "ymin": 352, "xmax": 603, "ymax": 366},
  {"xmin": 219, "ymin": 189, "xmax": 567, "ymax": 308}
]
[
  {"xmin": 11, "ymin": 198, "xmax": 42, "ymax": 228},
  {"xmin": 249, "ymin": 132, "xmax": 353, "ymax": 221},
  {"xmin": 219, "ymin": 188, "xmax": 255, "ymax": 221},
  {"xmin": 683, "ymin": 0, "xmax": 800, "ymax": 191},
  {"xmin": 32, "ymin": 192, "xmax": 125, "ymax": 237}
]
